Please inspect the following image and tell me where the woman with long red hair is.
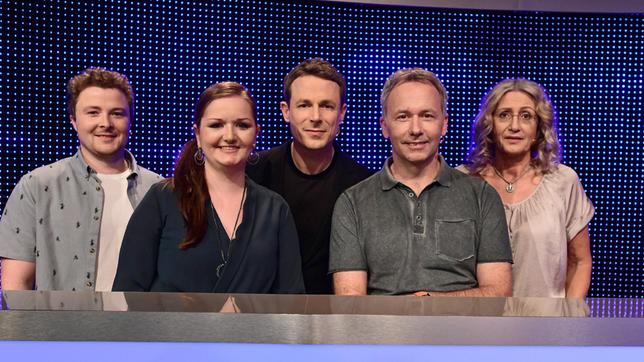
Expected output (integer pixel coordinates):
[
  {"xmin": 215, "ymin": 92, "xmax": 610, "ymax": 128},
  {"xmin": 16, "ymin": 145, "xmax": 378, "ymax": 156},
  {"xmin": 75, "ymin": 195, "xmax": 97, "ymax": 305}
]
[{"xmin": 113, "ymin": 82, "xmax": 304, "ymax": 293}]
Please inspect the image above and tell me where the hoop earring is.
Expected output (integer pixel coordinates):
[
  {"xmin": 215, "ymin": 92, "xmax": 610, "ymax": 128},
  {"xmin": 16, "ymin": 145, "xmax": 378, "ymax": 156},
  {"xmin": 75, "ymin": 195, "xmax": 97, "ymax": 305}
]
[
  {"xmin": 194, "ymin": 147, "xmax": 205, "ymax": 166},
  {"xmin": 247, "ymin": 145, "xmax": 259, "ymax": 165}
]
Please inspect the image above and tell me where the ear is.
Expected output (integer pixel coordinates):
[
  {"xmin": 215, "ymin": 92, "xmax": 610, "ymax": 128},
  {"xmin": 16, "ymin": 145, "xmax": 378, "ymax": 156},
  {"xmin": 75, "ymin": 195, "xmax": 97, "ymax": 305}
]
[
  {"xmin": 280, "ymin": 101, "xmax": 290, "ymax": 123},
  {"xmin": 339, "ymin": 103, "xmax": 347, "ymax": 124},
  {"xmin": 380, "ymin": 116, "xmax": 390, "ymax": 139},
  {"xmin": 70, "ymin": 115, "xmax": 78, "ymax": 132},
  {"xmin": 441, "ymin": 115, "xmax": 448, "ymax": 137},
  {"xmin": 193, "ymin": 124, "xmax": 201, "ymax": 148},
  {"xmin": 255, "ymin": 123, "xmax": 261, "ymax": 140}
]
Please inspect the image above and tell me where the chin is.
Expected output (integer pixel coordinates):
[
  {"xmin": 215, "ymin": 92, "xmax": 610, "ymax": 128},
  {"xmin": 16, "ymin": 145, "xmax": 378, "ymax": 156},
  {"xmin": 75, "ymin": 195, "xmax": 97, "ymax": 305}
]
[
  {"xmin": 299, "ymin": 139, "xmax": 332, "ymax": 151},
  {"xmin": 396, "ymin": 154, "xmax": 428, "ymax": 164},
  {"xmin": 94, "ymin": 148, "xmax": 122, "ymax": 157},
  {"xmin": 499, "ymin": 147, "xmax": 530, "ymax": 158}
]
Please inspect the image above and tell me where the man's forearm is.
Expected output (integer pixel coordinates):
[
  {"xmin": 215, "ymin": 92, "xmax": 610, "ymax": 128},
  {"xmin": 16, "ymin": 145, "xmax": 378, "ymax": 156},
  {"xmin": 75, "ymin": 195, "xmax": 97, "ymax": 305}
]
[
  {"xmin": 428, "ymin": 285, "xmax": 511, "ymax": 297},
  {"xmin": 1, "ymin": 259, "xmax": 36, "ymax": 290},
  {"xmin": 333, "ymin": 270, "xmax": 368, "ymax": 295}
]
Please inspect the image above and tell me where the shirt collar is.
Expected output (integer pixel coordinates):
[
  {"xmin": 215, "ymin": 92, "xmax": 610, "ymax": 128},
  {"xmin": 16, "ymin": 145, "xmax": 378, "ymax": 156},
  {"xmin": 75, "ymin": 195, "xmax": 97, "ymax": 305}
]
[
  {"xmin": 379, "ymin": 155, "xmax": 453, "ymax": 191},
  {"xmin": 71, "ymin": 149, "xmax": 139, "ymax": 179}
]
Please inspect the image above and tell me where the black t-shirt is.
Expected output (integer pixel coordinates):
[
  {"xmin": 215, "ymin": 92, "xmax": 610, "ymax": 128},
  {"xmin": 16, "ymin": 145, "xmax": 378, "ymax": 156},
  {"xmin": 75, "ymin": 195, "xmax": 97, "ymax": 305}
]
[{"xmin": 247, "ymin": 142, "xmax": 371, "ymax": 293}]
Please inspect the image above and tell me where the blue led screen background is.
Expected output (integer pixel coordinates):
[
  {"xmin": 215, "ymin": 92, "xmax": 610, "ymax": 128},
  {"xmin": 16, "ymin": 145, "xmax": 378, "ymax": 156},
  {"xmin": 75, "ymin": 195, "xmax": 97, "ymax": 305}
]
[{"xmin": 1, "ymin": 1, "xmax": 642, "ymax": 297}]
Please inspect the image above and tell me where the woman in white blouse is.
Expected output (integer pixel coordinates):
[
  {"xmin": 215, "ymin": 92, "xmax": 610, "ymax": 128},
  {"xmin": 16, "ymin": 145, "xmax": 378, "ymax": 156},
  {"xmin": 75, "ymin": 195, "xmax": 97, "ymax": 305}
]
[{"xmin": 460, "ymin": 79, "xmax": 594, "ymax": 298}]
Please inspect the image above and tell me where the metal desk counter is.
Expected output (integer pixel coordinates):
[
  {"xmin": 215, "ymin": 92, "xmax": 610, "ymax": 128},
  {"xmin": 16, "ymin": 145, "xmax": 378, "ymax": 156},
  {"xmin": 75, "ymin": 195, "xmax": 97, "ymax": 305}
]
[{"xmin": 1, "ymin": 291, "xmax": 642, "ymax": 346}]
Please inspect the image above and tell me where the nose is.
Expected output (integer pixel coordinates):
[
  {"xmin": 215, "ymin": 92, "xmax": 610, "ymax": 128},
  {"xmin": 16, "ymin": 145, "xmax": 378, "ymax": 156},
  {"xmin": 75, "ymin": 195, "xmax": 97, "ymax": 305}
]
[
  {"xmin": 508, "ymin": 116, "xmax": 520, "ymax": 131},
  {"xmin": 223, "ymin": 124, "xmax": 236, "ymax": 142},
  {"xmin": 98, "ymin": 113, "xmax": 113, "ymax": 128},
  {"xmin": 408, "ymin": 115, "xmax": 422, "ymax": 135},
  {"xmin": 311, "ymin": 105, "xmax": 321, "ymax": 122}
]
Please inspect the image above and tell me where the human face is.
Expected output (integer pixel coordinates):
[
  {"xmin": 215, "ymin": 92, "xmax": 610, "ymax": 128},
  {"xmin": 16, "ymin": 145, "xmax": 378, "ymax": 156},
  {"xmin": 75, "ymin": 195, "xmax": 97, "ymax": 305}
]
[
  {"xmin": 380, "ymin": 81, "xmax": 447, "ymax": 168},
  {"xmin": 195, "ymin": 96, "xmax": 258, "ymax": 172},
  {"xmin": 492, "ymin": 91, "xmax": 538, "ymax": 161},
  {"xmin": 281, "ymin": 75, "xmax": 346, "ymax": 152},
  {"xmin": 71, "ymin": 86, "xmax": 130, "ymax": 164}
]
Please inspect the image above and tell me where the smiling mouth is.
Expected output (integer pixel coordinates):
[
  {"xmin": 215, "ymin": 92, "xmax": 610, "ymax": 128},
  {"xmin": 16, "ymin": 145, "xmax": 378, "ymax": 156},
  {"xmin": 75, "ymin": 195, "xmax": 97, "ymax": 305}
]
[{"xmin": 218, "ymin": 145, "xmax": 240, "ymax": 151}]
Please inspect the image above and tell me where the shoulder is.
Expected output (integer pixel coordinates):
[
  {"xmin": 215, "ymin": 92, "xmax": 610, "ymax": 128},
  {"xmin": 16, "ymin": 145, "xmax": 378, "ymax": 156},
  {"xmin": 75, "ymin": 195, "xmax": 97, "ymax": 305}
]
[
  {"xmin": 134, "ymin": 165, "xmax": 164, "ymax": 191},
  {"xmin": 246, "ymin": 178, "xmax": 293, "ymax": 219},
  {"xmin": 247, "ymin": 177, "xmax": 288, "ymax": 205},
  {"xmin": 136, "ymin": 181, "xmax": 179, "ymax": 212},
  {"xmin": 28, "ymin": 157, "xmax": 76, "ymax": 180},
  {"xmin": 548, "ymin": 164, "xmax": 579, "ymax": 181},
  {"xmin": 16, "ymin": 157, "xmax": 77, "ymax": 192},
  {"xmin": 340, "ymin": 171, "xmax": 382, "ymax": 202},
  {"xmin": 455, "ymin": 164, "xmax": 470, "ymax": 175},
  {"xmin": 135, "ymin": 165, "xmax": 162, "ymax": 180},
  {"xmin": 334, "ymin": 150, "xmax": 372, "ymax": 180},
  {"xmin": 448, "ymin": 165, "xmax": 486, "ymax": 189},
  {"xmin": 445, "ymin": 165, "xmax": 500, "ymax": 204},
  {"xmin": 129, "ymin": 152, "xmax": 163, "ymax": 184},
  {"xmin": 147, "ymin": 180, "xmax": 176, "ymax": 198},
  {"xmin": 246, "ymin": 143, "xmax": 289, "ymax": 181},
  {"xmin": 542, "ymin": 164, "xmax": 585, "ymax": 194},
  {"xmin": 256, "ymin": 143, "xmax": 289, "ymax": 165}
]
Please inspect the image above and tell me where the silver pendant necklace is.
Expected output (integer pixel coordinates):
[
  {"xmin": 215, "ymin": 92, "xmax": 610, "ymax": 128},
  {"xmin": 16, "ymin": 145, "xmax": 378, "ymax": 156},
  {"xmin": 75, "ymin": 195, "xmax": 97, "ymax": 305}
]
[
  {"xmin": 210, "ymin": 183, "xmax": 247, "ymax": 278},
  {"xmin": 492, "ymin": 164, "xmax": 532, "ymax": 193}
]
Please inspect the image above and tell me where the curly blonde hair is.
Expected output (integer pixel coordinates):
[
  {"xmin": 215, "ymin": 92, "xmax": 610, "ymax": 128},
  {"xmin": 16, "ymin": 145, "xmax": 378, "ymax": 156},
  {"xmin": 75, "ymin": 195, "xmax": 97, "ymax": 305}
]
[{"xmin": 466, "ymin": 79, "xmax": 560, "ymax": 175}]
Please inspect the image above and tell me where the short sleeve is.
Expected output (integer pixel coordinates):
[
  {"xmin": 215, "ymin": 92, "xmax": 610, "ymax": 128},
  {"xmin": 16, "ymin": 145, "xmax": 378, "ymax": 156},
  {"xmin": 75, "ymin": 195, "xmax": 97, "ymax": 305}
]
[
  {"xmin": 329, "ymin": 192, "xmax": 367, "ymax": 273},
  {"xmin": 476, "ymin": 183, "xmax": 513, "ymax": 264},
  {"xmin": 0, "ymin": 174, "xmax": 38, "ymax": 262},
  {"xmin": 563, "ymin": 168, "xmax": 595, "ymax": 241}
]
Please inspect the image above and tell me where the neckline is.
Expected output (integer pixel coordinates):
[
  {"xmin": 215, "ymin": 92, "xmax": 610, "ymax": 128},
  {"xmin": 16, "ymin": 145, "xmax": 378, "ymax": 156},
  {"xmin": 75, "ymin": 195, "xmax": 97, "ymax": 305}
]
[
  {"xmin": 210, "ymin": 182, "xmax": 247, "ymax": 278},
  {"xmin": 501, "ymin": 172, "xmax": 548, "ymax": 208},
  {"xmin": 286, "ymin": 142, "xmax": 339, "ymax": 179}
]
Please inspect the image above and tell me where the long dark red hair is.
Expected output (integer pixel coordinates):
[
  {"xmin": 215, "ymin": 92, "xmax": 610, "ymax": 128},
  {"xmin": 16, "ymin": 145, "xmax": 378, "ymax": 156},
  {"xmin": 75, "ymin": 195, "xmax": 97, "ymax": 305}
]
[{"xmin": 171, "ymin": 82, "xmax": 257, "ymax": 249}]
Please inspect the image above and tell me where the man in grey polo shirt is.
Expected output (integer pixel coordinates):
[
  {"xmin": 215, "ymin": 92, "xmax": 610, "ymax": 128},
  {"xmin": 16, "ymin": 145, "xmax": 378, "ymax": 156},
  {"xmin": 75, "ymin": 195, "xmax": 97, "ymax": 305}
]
[
  {"xmin": 0, "ymin": 68, "xmax": 161, "ymax": 291},
  {"xmin": 329, "ymin": 68, "xmax": 512, "ymax": 296}
]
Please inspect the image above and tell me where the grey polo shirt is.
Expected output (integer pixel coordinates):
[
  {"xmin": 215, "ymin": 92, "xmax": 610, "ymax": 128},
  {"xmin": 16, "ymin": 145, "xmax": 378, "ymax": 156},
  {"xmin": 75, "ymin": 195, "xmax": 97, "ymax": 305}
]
[
  {"xmin": 329, "ymin": 156, "xmax": 512, "ymax": 295},
  {"xmin": 0, "ymin": 150, "xmax": 162, "ymax": 290}
]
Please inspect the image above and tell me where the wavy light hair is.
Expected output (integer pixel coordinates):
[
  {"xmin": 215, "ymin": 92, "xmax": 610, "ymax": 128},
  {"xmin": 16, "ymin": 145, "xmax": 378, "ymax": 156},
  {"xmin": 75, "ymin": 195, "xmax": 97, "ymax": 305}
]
[{"xmin": 466, "ymin": 79, "xmax": 560, "ymax": 175}]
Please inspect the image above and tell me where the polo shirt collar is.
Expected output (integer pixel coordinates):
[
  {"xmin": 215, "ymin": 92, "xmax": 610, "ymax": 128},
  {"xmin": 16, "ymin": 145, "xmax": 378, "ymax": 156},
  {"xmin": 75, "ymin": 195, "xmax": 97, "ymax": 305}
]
[
  {"xmin": 434, "ymin": 155, "xmax": 453, "ymax": 187},
  {"xmin": 379, "ymin": 155, "xmax": 453, "ymax": 191}
]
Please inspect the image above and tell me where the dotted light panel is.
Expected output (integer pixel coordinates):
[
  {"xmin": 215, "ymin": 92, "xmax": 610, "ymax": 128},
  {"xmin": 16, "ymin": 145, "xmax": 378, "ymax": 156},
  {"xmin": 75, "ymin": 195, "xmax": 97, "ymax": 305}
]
[{"xmin": 1, "ymin": 1, "xmax": 642, "ymax": 297}]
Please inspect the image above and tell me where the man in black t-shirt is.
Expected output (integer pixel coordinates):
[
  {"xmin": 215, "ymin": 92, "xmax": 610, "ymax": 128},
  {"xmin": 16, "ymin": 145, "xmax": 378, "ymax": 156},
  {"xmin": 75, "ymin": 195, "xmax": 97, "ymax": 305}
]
[{"xmin": 247, "ymin": 58, "xmax": 370, "ymax": 294}]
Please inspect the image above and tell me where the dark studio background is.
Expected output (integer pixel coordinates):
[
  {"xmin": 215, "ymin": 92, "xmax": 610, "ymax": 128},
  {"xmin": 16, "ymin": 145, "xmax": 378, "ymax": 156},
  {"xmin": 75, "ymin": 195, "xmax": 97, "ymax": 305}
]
[{"xmin": 1, "ymin": 1, "xmax": 642, "ymax": 297}]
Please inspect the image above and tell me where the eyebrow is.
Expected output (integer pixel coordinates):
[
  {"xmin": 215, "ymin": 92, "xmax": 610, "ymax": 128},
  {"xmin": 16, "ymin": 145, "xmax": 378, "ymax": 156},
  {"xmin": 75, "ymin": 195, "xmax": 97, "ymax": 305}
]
[
  {"xmin": 496, "ymin": 106, "xmax": 536, "ymax": 111},
  {"xmin": 81, "ymin": 106, "xmax": 128, "ymax": 111},
  {"xmin": 204, "ymin": 117, "xmax": 252, "ymax": 122},
  {"xmin": 294, "ymin": 98, "xmax": 338, "ymax": 105},
  {"xmin": 394, "ymin": 108, "xmax": 438, "ymax": 114}
]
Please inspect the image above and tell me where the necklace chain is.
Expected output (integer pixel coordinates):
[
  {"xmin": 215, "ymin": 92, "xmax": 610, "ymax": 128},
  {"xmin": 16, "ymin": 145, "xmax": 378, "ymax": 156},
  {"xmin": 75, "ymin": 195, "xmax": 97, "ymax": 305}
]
[
  {"xmin": 210, "ymin": 183, "xmax": 247, "ymax": 278},
  {"xmin": 493, "ymin": 164, "xmax": 532, "ymax": 193}
]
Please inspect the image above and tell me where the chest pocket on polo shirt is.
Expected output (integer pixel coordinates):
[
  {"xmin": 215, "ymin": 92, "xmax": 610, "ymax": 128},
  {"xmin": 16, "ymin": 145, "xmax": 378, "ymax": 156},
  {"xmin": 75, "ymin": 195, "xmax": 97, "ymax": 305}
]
[{"xmin": 434, "ymin": 219, "xmax": 476, "ymax": 262}]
